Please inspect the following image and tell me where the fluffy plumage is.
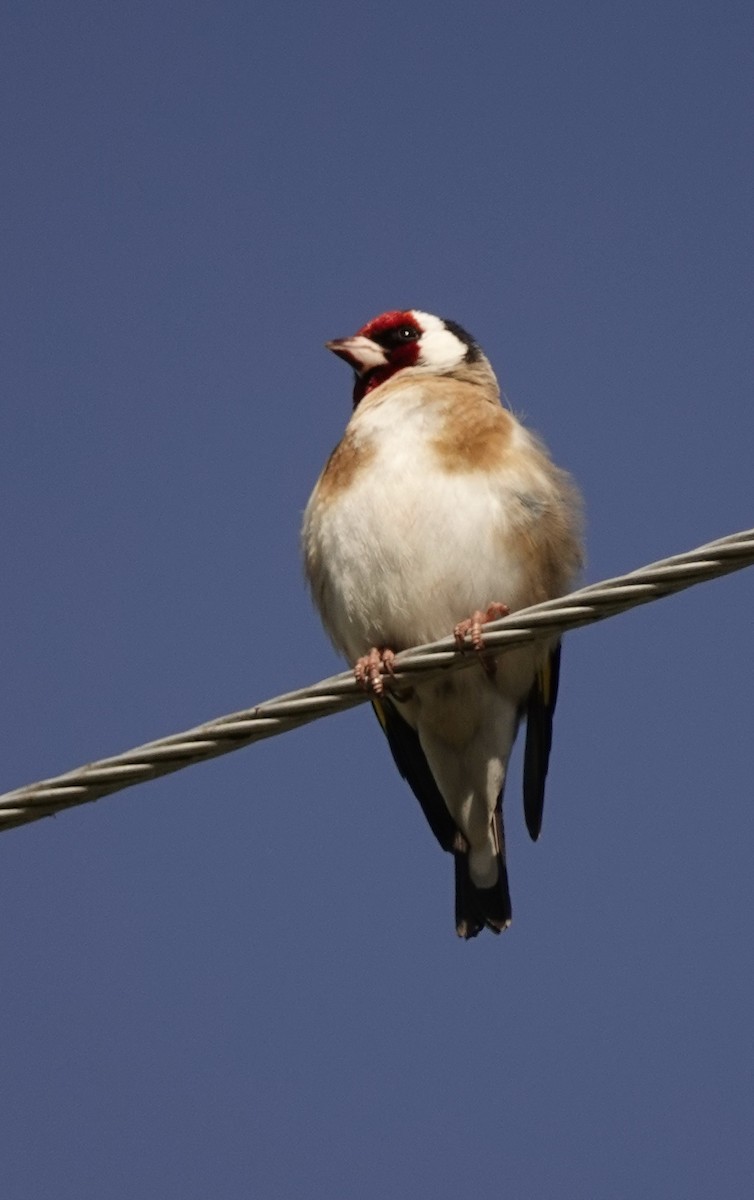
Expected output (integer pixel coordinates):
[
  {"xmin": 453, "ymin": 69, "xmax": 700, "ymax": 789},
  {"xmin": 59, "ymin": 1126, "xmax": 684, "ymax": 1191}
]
[{"xmin": 302, "ymin": 309, "xmax": 583, "ymax": 937}]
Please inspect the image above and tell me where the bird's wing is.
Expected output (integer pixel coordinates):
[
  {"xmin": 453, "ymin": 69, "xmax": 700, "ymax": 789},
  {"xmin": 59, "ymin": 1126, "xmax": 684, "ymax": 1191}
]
[
  {"xmin": 371, "ymin": 697, "xmax": 458, "ymax": 852},
  {"xmin": 373, "ymin": 693, "xmax": 513, "ymax": 937},
  {"xmin": 522, "ymin": 641, "xmax": 562, "ymax": 841}
]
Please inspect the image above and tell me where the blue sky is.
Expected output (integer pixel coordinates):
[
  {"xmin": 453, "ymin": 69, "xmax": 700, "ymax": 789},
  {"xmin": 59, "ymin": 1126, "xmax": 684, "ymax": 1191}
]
[{"xmin": 2, "ymin": 1, "xmax": 753, "ymax": 1196}]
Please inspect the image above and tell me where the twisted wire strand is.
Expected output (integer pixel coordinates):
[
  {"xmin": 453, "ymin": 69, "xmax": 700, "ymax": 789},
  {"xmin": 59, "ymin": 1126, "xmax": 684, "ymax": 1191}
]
[{"xmin": 1, "ymin": 526, "xmax": 752, "ymax": 832}]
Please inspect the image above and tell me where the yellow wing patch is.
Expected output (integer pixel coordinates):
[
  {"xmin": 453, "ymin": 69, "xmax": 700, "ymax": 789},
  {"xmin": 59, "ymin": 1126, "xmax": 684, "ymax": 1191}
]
[
  {"xmin": 371, "ymin": 697, "xmax": 388, "ymax": 732},
  {"xmin": 538, "ymin": 658, "xmax": 552, "ymax": 706}
]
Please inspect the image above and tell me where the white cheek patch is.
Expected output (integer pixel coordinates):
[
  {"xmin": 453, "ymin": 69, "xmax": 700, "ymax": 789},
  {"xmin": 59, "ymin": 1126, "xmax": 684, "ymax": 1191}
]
[{"xmin": 410, "ymin": 310, "xmax": 468, "ymax": 372}]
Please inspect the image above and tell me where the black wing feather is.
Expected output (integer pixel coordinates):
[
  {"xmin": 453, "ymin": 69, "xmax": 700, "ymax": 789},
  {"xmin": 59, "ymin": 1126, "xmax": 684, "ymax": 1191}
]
[
  {"xmin": 523, "ymin": 641, "xmax": 562, "ymax": 842},
  {"xmin": 373, "ymin": 697, "xmax": 457, "ymax": 851}
]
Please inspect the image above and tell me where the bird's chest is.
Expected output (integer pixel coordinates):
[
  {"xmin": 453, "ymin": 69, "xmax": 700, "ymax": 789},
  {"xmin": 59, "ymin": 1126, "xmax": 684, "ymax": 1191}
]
[{"xmin": 305, "ymin": 400, "xmax": 527, "ymax": 657}]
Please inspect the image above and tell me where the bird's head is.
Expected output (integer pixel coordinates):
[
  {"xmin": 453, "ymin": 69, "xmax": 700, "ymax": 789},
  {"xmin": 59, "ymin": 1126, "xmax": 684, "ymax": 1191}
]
[{"xmin": 326, "ymin": 309, "xmax": 497, "ymax": 406}]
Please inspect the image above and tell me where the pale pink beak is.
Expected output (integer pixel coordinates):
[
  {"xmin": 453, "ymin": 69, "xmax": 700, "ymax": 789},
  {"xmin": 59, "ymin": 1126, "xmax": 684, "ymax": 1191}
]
[{"xmin": 325, "ymin": 335, "xmax": 387, "ymax": 374}]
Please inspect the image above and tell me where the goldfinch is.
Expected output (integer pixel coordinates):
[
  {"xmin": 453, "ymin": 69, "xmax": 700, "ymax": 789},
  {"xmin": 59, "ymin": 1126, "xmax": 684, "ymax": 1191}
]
[{"xmin": 302, "ymin": 310, "xmax": 583, "ymax": 938}]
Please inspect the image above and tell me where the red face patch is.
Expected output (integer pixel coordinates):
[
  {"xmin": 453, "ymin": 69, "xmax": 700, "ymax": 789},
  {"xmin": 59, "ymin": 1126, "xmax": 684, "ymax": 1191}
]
[
  {"xmin": 357, "ymin": 310, "xmax": 420, "ymax": 341},
  {"xmin": 351, "ymin": 310, "xmax": 423, "ymax": 406}
]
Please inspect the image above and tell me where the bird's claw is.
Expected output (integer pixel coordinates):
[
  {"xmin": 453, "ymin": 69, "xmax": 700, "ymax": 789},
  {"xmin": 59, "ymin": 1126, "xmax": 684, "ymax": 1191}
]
[
  {"xmin": 453, "ymin": 603, "xmax": 510, "ymax": 652},
  {"xmin": 354, "ymin": 647, "xmax": 397, "ymax": 696}
]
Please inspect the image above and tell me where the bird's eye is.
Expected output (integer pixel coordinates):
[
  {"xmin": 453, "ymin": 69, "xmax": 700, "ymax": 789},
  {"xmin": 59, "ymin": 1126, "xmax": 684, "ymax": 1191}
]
[{"xmin": 370, "ymin": 323, "xmax": 421, "ymax": 351}]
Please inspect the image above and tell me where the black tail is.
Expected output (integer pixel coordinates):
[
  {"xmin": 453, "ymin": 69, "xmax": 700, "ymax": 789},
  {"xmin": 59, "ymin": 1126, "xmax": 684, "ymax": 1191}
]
[
  {"xmin": 375, "ymin": 697, "xmax": 514, "ymax": 938},
  {"xmin": 454, "ymin": 814, "xmax": 512, "ymax": 939}
]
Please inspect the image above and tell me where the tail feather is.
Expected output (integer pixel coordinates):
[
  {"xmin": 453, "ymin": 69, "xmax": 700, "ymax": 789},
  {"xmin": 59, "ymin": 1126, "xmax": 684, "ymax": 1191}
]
[
  {"xmin": 375, "ymin": 696, "xmax": 515, "ymax": 938},
  {"xmin": 454, "ymin": 814, "xmax": 512, "ymax": 939}
]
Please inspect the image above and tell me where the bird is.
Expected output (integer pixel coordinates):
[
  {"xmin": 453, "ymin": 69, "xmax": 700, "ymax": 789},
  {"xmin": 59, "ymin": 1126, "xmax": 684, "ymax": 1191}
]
[{"xmin": 302, "ymin": 309, "xmax": 583, "ymax": 938}]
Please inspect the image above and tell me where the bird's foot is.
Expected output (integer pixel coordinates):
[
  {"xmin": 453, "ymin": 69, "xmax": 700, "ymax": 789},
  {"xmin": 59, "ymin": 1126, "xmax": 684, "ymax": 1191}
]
[
  {"xmin": 453, "ymin": 603, "xmax": 510, "ymax": 678},
  {"xmin": 453, "ymin": 603, "xmax": 510, "ymax": 652},
  {"xmin": 354, "ymin": 647, "xmax": 397, "ymax": 696}
]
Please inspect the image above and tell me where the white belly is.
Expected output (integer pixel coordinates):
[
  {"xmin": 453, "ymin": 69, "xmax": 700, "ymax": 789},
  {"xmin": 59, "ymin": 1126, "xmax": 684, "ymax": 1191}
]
[{"xmin": 304, "ymin": 389, "xmax": 539, "ymax": 664}]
